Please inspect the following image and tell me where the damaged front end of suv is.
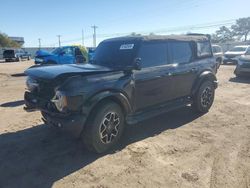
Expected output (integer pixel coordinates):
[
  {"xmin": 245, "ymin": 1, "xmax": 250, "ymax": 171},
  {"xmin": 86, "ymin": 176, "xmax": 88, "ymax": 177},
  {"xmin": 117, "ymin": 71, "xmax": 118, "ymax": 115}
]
[{"xmin": 24, "ymin": 64, "xmax": 113, "ymax": 137}]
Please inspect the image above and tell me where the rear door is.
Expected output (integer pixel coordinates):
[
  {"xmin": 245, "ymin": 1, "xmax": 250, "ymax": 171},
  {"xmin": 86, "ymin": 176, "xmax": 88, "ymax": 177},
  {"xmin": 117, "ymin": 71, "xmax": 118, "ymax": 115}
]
[
  {"xmin": 134, "ymin": 41, "xmax": 174, "ymax": 111},
  {"xmin": 167, "ymin": 41, "xmax": 197, "ymax": 99}
]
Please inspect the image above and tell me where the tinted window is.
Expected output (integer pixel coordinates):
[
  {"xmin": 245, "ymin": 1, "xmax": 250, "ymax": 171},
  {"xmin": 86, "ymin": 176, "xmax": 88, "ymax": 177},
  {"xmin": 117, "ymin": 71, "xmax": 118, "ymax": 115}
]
[
  {"xmin": 138, "ymin": 42, "xmax": 168, "ymax": 68},
  {"xmin": 92, "ymin": 40, "xmax": 138, "ymax": 69},
  {"xmin": 61, "ymin": 47, "xmax": 74, "ymax": 55},
  {"xmin": 212, "ymin": 46, "xmax": 222, "ymax": 53},
  {"xmin": 169, "ymin": 42, "xmax": 192, "ymax": 64},
  {"xmin": 197, "ymin": 41, "xmax": 212, "ymax": 57}
]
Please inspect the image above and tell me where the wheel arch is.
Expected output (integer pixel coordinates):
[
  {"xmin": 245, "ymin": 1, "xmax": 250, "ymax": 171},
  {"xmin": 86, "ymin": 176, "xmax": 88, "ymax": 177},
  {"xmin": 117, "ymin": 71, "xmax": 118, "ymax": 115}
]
[
  {"xmin": 191, "ymin": 71, "xmax": 217, "ymax": 96},
  {"xmin": 83, "ymin": 90, "xmax": 132, "ymax": 117}
]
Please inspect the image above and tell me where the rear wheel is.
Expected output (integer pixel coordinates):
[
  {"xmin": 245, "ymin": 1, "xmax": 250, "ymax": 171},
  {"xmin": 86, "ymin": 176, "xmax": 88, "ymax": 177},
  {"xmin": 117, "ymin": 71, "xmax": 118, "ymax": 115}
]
[
  {"xmin": 192, "ymin": 80, "xmax": 215, "ymax": 113},
  {"xmin": 81, "ymin": 101, "xmax": 125, "ymax": 153}
]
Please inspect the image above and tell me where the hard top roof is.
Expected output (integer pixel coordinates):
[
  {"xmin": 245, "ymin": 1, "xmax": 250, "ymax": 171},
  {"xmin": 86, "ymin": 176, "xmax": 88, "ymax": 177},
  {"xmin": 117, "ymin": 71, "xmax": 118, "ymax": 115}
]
[
  {"xmin": 103, "ymin": 34, "xmax": 210, "ymax": 43},
  {"xmin": 233, "ymin": 45, "xmax": 250, "ymax": 48}
]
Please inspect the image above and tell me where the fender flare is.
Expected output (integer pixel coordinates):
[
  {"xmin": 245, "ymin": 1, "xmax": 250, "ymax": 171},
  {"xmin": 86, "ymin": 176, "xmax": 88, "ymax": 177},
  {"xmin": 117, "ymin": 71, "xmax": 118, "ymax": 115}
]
[
  {"xmin": 191, "ymin": 71, "xmax": 217, "ymax": 96},
  {"xmin": 82, "ymin": 91, "xmax": 132, "ymax": 116}
]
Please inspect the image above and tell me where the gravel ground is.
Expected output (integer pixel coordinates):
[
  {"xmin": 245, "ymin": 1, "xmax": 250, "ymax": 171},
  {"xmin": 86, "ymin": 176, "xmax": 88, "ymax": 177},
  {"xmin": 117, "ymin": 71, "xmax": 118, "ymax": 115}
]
[{"xmin": 0, "ymin": 60, "xmax": 249, "ymax": 188}]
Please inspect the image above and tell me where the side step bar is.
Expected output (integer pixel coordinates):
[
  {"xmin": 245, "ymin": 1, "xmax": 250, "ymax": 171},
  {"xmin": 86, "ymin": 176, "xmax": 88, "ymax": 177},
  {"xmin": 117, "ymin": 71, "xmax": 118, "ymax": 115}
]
[{"xmin": 126, "ymin": 97, "xmax": 192, "ymax": 125}]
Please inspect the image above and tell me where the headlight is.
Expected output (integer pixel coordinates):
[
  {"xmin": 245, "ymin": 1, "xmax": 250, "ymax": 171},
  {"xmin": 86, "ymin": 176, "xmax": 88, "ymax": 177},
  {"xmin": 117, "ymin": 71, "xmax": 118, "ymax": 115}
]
[
  {"xmin": 35, "ymin": 58, "xmax": 44, "ymax": 63},
  {"xmin": 51, "ymin": 91, "xmax": 67, "ymax": 112},
  {"xmin": 26, "ymin": 77, "xmax": 39, "ymax": 91}
]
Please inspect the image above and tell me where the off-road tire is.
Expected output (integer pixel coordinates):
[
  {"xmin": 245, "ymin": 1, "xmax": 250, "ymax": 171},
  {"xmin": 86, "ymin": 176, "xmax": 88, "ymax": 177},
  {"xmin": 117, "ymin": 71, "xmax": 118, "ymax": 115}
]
[
  {"xmin": 81, "ymin": 100, "xmax": 125, "ymax": 153},
  {"xmin": 192, "ymin": 80, "xmax": 215, "ymax": 113}
]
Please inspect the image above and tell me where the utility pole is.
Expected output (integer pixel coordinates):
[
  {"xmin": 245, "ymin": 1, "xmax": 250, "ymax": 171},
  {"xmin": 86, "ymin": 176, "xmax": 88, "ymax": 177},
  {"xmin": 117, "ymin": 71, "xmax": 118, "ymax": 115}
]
[
  {"xmin": 57, "ymin": 35, "xmax": 61, "ymax": 47},
  {"xmin": 91, "ymin": 25, "xmax": 98, "ymax": 47},
  {"xmin": 82, "ymin": 29, "xmax": 85, "ymax": 46},
  {"xmin": 38, "ymin": 38, "xmax": 41, "ymax": 49}
]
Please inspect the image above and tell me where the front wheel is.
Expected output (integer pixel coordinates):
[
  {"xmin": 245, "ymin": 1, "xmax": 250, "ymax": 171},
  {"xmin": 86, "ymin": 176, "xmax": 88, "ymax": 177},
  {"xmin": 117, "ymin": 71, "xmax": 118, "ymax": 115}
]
[
  {"xmin": 192, "ymin": 80, "xmax": 215, "ymax": 113},
  {"xmin": 81, "ymin": 101, "xmax": 125, "ymax": 153}
]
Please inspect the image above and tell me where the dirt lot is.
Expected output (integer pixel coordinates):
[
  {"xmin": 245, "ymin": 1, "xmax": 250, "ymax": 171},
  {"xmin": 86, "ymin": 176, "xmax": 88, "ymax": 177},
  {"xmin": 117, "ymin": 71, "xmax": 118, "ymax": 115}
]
[{"xmin": 0, "ymin": 61, "xmax": 249, "ymax": 188}]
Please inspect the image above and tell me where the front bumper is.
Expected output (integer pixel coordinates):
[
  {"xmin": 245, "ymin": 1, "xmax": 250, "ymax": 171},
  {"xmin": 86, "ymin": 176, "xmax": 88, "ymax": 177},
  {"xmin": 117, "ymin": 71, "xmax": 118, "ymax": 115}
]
[
  {"xmin": 223, "ymin": 57, "xmax": 239, "ymax": 64},
  {"xmin": 24, "ymin": 91, "xmax": 87, "ymax": 138},
  {"xmin": 41, "ymin": 112, "xmax": 87, "ymax": 138}
]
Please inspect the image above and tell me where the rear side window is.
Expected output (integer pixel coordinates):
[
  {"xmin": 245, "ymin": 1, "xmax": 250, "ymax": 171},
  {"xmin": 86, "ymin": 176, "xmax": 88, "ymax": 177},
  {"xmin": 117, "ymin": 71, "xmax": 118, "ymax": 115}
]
[
  {"xmin": 169, "ymin": 42, "xmax": 192, "ymax": 64},
  {"xmin": 138, "ymin": 42, "xmax": 168, "ymax": 68},
  {"xmin": 212, "ymin": 46, "xmax": 222, "ymax": 53},
  {"xmin": 197, "ymin": 41, "xmax": 212, "ymax": 57}
]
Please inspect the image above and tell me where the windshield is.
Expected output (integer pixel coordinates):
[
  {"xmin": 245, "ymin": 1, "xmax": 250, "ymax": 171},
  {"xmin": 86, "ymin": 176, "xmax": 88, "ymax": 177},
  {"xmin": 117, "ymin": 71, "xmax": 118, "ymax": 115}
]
[
  {"xmin": 231, "ymin": 47, "xmax": 247, "ymax": 52},
  {"xmin": 92, "ymin": 40, "xmax": 138, "ymax": 69},
  {"xmin": 51, "ymin": 47, "xmax": 61, "ymax": 55}
]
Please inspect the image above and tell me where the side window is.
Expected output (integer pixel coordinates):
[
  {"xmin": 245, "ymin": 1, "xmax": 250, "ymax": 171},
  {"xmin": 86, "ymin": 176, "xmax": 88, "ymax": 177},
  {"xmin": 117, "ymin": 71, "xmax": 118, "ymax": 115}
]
[
  {"xmin": 61, "ymin": 47, "xmax": 74, "ymax": 55},
  {"xmin": 218, "ymin": 47, "xmax": 222, "ymax": 53},
  {"xmin": 169, "ymin": 42, "xmax": 192, "ymax": 64},
  {"xmin": 138, "ymin": 42, "xmax": 168, "ymax": 68},
  {"xmin": 212, "ymin": 46, "xmax": 217, "ymax": 53},
  {"xmin": 197, "ymin": 41, "xmax": 212, "ymax": 57}
]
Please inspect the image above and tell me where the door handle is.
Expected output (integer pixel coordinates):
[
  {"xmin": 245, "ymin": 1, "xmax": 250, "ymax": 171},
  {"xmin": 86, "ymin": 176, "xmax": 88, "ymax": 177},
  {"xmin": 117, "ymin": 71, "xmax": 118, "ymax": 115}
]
[{"xmin": 190, "ymin": 68, "xmax": 198, "ymax": 73}]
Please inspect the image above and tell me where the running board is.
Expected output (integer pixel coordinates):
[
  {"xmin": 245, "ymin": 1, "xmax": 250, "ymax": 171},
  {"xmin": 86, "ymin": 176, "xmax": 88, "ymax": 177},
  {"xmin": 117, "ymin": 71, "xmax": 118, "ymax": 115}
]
[{"xmin": 126, "ymin": 97, "xmax": 192, "ymax": 125}]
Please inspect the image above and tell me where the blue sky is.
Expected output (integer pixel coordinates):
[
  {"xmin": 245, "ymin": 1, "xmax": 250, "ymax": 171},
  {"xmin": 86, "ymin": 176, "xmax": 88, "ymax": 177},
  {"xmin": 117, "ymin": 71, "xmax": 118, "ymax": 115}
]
[{"xmin": 0, "ymin": 0, "xmax": 249, "ymax": 47}]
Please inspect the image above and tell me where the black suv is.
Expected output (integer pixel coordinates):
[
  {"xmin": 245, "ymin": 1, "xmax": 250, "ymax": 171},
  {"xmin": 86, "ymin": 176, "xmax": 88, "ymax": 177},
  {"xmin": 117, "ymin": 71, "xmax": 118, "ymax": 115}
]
[
  {"xmin": 3, "ymin": 49, "xmax": 31, "ymax": 62},
  {"xmin": 24, "ymin": 35, "xmax": 218, "ymax": 153}
]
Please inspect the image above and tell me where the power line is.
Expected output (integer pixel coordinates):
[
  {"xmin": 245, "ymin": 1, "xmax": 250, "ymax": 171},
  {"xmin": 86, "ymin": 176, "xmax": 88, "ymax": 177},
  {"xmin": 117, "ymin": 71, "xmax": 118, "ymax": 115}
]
[
  {"xmin": 91, "ymin": 25, "xmax": 98, "ymax": 47},
  {"xmin": 38, "ymin": 38, "xmax": 41, "ymax": 49},
  {"xmin": 57, "ymin": 35, "xmax": 61, "ymax": 47},
  {"xmin": 43, "ymin": 19, "xmax": 237, "ymax": 47}
]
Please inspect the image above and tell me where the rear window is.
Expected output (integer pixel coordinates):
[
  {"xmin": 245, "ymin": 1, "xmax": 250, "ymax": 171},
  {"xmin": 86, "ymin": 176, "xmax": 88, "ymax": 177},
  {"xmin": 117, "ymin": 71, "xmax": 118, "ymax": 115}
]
[
  {"xmin": 3, "ymin": 50, "xmax": 15, "ymax": 56},
  {"xmin": 169, "ymin": 42, "xmax": 192, "ymax": 64},
  {"xmin": 197, "ymin": 41, "xmax": 212, "ymax": 57}
]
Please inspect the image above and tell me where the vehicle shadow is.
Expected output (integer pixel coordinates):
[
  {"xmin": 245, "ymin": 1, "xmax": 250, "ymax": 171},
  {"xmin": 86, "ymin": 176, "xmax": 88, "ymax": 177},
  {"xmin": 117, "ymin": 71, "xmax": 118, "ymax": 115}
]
[
  {"xmin": 229, "ymin": 76, "xmax": 250, "ymax": 84},
  {"xmin": 0, "ymin": 106, "xmax": 202, "ymax": 188},
  {"xmin": 0, "ymin": 100, "xmax": 25, "ymax": 107},
  {"xmin": 11, "ymin": 73, "xmax": 26, "ymax": 77}
]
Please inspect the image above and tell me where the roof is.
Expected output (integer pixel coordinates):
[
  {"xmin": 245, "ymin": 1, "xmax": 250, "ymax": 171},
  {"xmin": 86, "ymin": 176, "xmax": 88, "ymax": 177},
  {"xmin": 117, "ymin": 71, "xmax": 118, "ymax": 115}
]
[
  {"xmin": 103, "ymin": 34, "xmax": 210, "ymax": 43},
  {"xmin": 233, "ymin": 45, "xmax": 250, "ymax": 48}
]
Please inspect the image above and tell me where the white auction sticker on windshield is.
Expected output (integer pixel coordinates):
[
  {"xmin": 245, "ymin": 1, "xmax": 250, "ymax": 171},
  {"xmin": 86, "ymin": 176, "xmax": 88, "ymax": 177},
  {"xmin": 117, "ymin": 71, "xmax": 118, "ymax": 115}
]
[{"xmin": 120, "ymin": 44, "xmax": 134, "ymax": 50}]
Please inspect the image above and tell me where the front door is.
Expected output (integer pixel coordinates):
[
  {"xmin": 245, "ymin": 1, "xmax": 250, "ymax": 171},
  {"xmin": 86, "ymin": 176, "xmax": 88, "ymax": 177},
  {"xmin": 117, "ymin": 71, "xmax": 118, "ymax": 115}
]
[
  {"xmin": 59, "ymin": 47, "xmax": 75, "ymax": 64},
  {"xmin": 134, "ymin": 41, "xmax": 173, "ymax": 111}
]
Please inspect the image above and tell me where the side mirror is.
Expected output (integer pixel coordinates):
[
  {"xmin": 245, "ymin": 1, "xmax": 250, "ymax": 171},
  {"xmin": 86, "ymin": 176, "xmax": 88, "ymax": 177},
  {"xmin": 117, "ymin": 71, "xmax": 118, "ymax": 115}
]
[{"xmin": 133, "ymin": 58, "xmax": 142, "ymax": 70}]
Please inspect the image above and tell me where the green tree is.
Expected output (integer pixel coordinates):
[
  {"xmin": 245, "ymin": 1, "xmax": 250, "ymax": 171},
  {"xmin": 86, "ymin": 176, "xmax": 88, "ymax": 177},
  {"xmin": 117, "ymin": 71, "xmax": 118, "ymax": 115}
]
[
  {"xmin": 231, "ymin": 17, "xmax": 250, "ymax": 41},
  {"xmin": 0, "ymin": 32, "xmax": 21, "ymax": 48},
  {"xmin": 213, "ymin": 26, "xmax": 234, "ymax": 43},
  {"xmin": 129, "ymin": 32, "xmax": 141, "ymax": 36}
]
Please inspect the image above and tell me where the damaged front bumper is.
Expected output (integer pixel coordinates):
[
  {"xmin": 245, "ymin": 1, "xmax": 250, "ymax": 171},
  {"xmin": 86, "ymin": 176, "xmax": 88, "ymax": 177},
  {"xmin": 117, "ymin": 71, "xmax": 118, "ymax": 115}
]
[{"xmin": 24, "ymin": 91, "xmax": 86, "ymax": 138}]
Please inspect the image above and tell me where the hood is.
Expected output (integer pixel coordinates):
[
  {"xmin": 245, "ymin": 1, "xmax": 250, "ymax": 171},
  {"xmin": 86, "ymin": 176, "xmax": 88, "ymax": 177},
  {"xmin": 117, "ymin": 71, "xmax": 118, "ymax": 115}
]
[
  {"xmin": 36, "ymin": 50, "xmax": 53, "ymax": 57},
  {"xmin": 25, "ymin": 63, "xmax": 112, "ymax": 80},
  {"xmin": 225, "ymin": 51, "xmax": 246, "ymax": 55}
]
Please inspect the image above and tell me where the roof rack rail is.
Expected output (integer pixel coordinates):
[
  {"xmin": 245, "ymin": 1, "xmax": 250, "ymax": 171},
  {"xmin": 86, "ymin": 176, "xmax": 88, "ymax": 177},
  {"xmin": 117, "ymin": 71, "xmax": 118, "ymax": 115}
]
[{"xmin": 186, "ymin": 33, "xmax": 211, "ymax": 40}]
